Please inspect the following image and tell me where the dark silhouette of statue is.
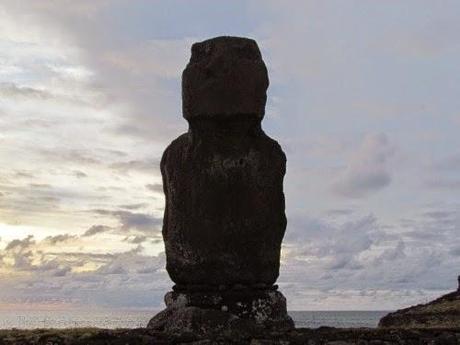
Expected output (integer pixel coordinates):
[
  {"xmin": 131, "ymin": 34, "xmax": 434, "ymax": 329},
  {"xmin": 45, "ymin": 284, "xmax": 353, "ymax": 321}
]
[{"xmin": 148, "ymin": 36, "xmax": 293, "ymax": 335}]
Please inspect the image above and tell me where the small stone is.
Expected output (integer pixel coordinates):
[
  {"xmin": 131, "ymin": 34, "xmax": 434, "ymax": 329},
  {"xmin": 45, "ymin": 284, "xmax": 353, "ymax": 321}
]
[{"xmin": 221, "ymin": 305, "xmax": 228, "ymax": 312}]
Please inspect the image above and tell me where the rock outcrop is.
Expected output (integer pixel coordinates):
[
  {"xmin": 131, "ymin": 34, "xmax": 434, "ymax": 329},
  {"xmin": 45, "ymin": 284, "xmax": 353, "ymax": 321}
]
[
  {"xmin": 379, "ymin": 276, "xmax": 460, "ymax": 328},
  {"xmin": 148, "ymin": 36, "xmax": 293, "ymax": 334}
]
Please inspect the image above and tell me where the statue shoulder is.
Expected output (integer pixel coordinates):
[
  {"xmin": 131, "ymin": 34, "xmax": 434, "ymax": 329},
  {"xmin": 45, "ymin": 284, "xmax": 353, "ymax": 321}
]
[
  {"xmin": 161, "ymin": 133, "xmax": 190, "ymax": 168},
  {"xmin": 258, "ymin": 133, "xmax": 286, "ymax": 162}
]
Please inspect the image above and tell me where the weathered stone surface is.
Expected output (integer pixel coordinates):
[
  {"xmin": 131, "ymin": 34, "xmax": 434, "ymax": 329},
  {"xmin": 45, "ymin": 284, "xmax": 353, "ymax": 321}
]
[
  {"xmin": 162, "ymin": 36, "xmax": 286, "ymax": 287},
  {"xmin": 379, "ymin": 277, "xmax": 460, "ymax": 328},
  {"xmin": 147, "ymin": 306, "xmax": 237, "ymax": 337},
  {"xmin": 148, "ymin": 288, "xmax": 294, "ymax": 334},
  {"xmin": 182, "ymin": 36, "xmax": 269, "ymax": 120},
  {"xmin": 161, "ymin": 120, "xmax": 286, "ymax": 286},
  {"xmin": 150, "ymin": 36, "xmax": 289, "ymax": 335}
]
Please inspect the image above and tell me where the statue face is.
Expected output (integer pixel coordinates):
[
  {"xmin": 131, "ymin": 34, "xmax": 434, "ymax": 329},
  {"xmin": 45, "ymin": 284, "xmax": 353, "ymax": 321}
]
[{"xmin": 182, "ymin": 36, "xmax": 269, "ymax": 121}]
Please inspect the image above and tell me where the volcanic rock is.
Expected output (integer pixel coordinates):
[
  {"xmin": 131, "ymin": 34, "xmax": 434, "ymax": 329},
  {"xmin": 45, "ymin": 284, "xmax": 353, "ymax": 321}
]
[
  {"xmin": 148, "ymin": 36, "xmax": 292, "ymax": 334},
  {"xmin": 161, "ymin": 36, "xmax": 287, "ymax": 287},
  {"xmin": 182, "ymin": 36, "xmax": 269, "ymax": 120},
  {"xmin": 379, "ymin": 276, "xmax": 460, "ymax": 328}
]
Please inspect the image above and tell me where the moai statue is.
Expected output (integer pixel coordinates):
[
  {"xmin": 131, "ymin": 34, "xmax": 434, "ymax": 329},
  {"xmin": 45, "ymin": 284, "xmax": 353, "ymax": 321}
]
[{"xmin": 148, "ymin": 36, "xmax": 293, "ymax": 335}]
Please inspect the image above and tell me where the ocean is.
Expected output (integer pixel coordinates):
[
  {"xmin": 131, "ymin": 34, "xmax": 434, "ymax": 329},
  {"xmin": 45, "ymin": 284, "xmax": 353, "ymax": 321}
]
[{"xmin": 0, "ymin": 309, "xmax": 389, "ymax": 329}]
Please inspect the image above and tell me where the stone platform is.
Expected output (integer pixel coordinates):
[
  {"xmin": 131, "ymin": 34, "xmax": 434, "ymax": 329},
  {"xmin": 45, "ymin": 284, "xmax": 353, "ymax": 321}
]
[{"xmin": 148, "ymin": 286, "xmax": 294, "ymax": 336}]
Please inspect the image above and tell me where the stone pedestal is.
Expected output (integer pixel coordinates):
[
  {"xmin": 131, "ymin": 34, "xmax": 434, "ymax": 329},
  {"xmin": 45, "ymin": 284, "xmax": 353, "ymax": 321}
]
[
  {"xmin": 148, "ymin": 286, "xmax": 293, "ymax": 336},
  {"xmin": 148, "ymin": 36, "xmax": 293, "ymax": 335}
]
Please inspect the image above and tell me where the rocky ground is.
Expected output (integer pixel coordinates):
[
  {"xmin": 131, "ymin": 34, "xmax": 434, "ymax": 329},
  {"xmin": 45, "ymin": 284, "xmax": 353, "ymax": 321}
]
[
  {"xmin": 379, "ymin": 285, "xmax": 460, "ymax": 328},
  {"xmin": 1, "ymin": 327, "xmax": 460, "ymax": 345}
]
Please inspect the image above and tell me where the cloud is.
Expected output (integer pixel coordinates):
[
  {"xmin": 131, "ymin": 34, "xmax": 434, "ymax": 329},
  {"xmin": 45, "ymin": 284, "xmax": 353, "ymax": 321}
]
[
  {"xmin": 423, "ymin": 153, "xmax": 460, "ymax": 191},
  {"xmin": 0, "ymin": 82, "xmax": 95, "ymax": 108},
  {"xmin": 38, "ymin": 149, "xmax": 102, "ymax": 167},
  {"xmin": 280, "ymin": 206, "xmax": 460, "ymax": 301},
  {"xmin": 110, "ymin": 158, "xmax": 161, "ymax": 175},
  {"xmin": 82, "ymin": 225, "xmax": 112, "ymax": 237},
  {"xmin": 325, "ymin": 209, "xmax": 355, "ymax": 217},
  {"xmin": 96, "ymin": 263, "xmax": 127, "ymax": 275},
  {"xmin": 450, "ymin": 246, "xmax": 460, "ymax": 257},
  {"xmin": 285, "ymin": 214, "xmax": 381, "ymax": 271},
  {"xmin": 425, "ymin": 179, "xmax": 460, "ymax": 190},
  {"xmin": 118, "ymin": 203, "xmax": 150, "ymax": 210},
  {"xmin": 431, "ymin": 153, "xmax": 460, "ymax": 171},
  {"xmin": 0, "ymin": 1, "xmax": 190, "ymax": 142},
  {"xmin": 146, "ymin": 183, "xmax": 163, "ymax": 194},
  {"xmin": 422, "ymin": 210, "xmax": 454, "ymax": 220},
  {"xmin": 0, "ymin": 232, "xmax": 168, "ymax": 308},
  {"xmin": 4, "ymin": 235, "xmax": 35, "ymax": 251},
  {"xmin": 2, "ymin": 235, "xmax": 71, "ymax": 276},
  {"xmin": 14, "ymin": 171, "xmax": 35, "ymax": 179},
  {"xmin": 44, "ymin": 234, "xmax": 77, "ymax": 245},
  {"xmin": 92, "ymin": 209, "xmax": 162, "ymax": 233},
  {"xmin": 333, "ymin": 134, "xmax": 394, "ymax": 198},
  {"xmin": 0, "ymin": 83, "xmax": 54, "ymax": 100},
  {"xmin": 73, "ymin": 170, "xmax": 87, "ymax": 178},
  {"xmin": 34, "ymin": 258, "xmax": 72, "ymax": 277},
  {"xmin": 114, "ymin": 211, "xmax": 162, "ymax": 232},
  {"xmin": 123, "ymin": 235, "xmax": 148, "ymax": 244}
]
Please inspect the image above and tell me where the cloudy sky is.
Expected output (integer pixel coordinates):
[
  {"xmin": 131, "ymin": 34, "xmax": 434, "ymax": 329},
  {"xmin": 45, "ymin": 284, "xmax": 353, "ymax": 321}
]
[{"xmin": 0, "ymin": 0, "xmax": 459, "ymax": 311}]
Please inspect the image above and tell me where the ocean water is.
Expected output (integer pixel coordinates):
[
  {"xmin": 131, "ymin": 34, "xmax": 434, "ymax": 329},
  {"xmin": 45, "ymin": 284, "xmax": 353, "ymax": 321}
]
[
  {"xmin": 290, "ymin": 310, "xmax": 389, "ymax": 328},
  {"xmin": 0, "ymin": 309, "xmax": 389, "ymax": 329}
]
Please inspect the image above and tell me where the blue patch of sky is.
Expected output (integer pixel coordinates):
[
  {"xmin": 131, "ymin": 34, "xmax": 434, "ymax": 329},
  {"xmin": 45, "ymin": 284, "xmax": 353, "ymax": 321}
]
[{"xmin": 99, "ymin": 0, "xmax": 261, "ymax": 41}]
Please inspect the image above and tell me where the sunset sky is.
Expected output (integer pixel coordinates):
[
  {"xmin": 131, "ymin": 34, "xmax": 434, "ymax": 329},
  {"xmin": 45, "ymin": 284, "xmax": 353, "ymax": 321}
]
[{"xmin": 1, "ymin": 0, "xmax": 459, "ymax": 311}]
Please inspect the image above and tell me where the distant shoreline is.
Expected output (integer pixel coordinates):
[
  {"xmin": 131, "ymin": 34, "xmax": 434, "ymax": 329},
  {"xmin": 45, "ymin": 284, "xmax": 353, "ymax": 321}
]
[{"xmin": 0, "ymin": 310, "xmax": 390, "ymax": 330}]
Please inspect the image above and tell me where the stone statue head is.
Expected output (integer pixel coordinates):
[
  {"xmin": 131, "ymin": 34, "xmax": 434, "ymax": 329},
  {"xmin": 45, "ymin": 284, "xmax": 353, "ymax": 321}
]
[{"xmin": 182, "ymin": 36, "xmax": 269, "ymax": 121}]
